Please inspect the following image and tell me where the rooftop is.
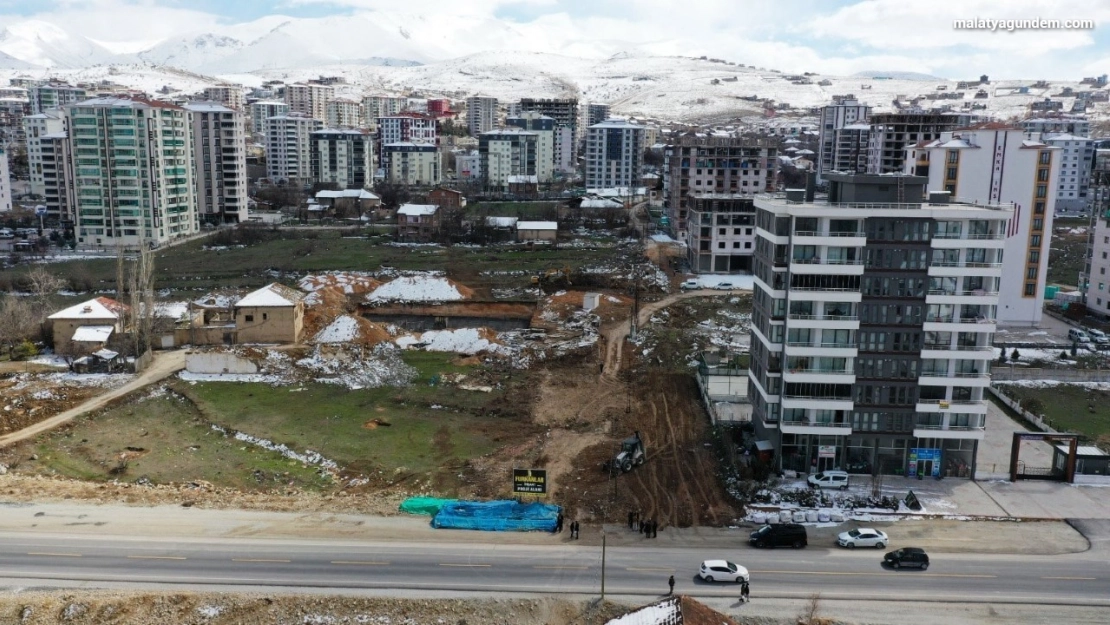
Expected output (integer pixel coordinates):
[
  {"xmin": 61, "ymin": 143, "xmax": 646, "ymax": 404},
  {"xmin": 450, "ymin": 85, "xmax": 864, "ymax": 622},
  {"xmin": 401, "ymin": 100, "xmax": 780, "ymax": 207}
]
[
  {"xmin": 183, "ymin": 101, "xmax": 235, "ymax": 113},
  {"xmin": 236, "ymin": 283, "xmax": 305, "ymax": 307},
  {"xmin": 48, "ymin": 296, "xmax": 128, "ymax": 321},
  {"xmin": 397, "ymin": 204, "xmax": 439, "ymax": 216}
]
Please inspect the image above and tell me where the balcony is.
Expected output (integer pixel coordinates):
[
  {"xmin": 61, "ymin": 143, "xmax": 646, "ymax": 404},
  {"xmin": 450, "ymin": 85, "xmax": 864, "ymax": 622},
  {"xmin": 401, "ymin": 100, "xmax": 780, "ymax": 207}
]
[
  {"xmin": 916, "ymin": 399, "xmax": 988, "ymax": 413},
  {"xmin": 781, "ymin": 419, "xmax": 853, "ymax": 436},
  {"xmin": 792, "ymin": 230, "xmax": 867, "ymax": 247},
  {"xmin": 781, "ymin": 395, "xmax": 854, "ymax": 411},
  {"xmin": 790, "ymin": 257, "xmax": 865, "ymax": 275},
  {"xmin": 912, "ymin": 423, "xmax": 986, "ymax": 440}
]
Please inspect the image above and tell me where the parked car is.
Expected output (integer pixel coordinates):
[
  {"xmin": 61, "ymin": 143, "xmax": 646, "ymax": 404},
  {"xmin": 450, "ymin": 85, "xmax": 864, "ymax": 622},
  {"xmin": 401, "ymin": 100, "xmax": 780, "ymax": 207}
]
[
  {"xmin": 884, "ymin": 547, "xmax": 929, "ymax": 570},
  {"xmin": 749, "ymin": 523, "xmax": 807, "ymax": 548},
  {"xmin": 679, "ymin": 279, "xmax": 700, "ymax": 290},
  {"xmin": 1087, "ymin": 329, "xmax": 1110, "ymax": 345},
  {"xmin": 807, "ymin": 470, "xmax": 850, "ymax": 490},
  {"xmin": 1068, "ymin": 328, "xmax": 1091, "ymax": 343},
  {"xmin": 714, "ymin": 281, "xmax": 735, "ymax": 290},
  {"xmin": 698, "ymin": 559, "xmax": 749, "ymax": 583},
  {"xmin": 837, "ymin": 528, "xmax": 888, "ymax": 549}
]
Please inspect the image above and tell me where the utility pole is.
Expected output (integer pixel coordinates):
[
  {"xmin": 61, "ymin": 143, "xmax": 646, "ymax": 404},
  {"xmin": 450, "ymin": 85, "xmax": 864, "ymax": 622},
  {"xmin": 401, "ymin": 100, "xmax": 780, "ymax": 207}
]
[{"xmin": 600, "ymin": 532, "xmax": 607, "ymax": 601}]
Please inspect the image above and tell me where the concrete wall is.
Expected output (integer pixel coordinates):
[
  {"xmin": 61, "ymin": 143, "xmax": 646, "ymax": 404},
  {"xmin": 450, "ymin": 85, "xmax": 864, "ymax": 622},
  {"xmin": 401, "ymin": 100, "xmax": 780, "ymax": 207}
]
[
  {"xmin": 186, "ymin": 352, "xmax": 259, "ymax": 374},
  {"xmin": 235, "ymin": 303, "xmax": 303, "ymax": 344},
  {"xmin": 174, "ymin": 326, "xmax": 235, "ymax": 346},
  {"xmin": 518, "ymin": 228, "xmax": 556, "ymax": 242}
]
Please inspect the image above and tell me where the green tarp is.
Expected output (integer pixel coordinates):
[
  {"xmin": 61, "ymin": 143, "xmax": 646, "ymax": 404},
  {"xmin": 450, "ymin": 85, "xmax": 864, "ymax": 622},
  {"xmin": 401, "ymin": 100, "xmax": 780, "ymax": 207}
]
[{"xmin": 399, "ymin": 496, "xmax": 455, "ymax": 516}]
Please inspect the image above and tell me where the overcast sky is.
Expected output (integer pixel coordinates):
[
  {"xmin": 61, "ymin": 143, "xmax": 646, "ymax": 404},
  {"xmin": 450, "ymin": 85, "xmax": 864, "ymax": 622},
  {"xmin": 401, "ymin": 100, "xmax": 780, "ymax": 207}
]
[{"xmin": 1, "ymin": 0, "xmax": 1107, "ymax": 78}]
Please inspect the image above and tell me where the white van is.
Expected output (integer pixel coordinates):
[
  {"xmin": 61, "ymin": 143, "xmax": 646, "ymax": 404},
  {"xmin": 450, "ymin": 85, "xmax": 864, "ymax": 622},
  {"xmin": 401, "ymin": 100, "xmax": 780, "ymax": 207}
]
[
  {"xmin": 1068, "ymin": 328, "xmax": 1091, "ymax": 343},
  {"xmin": 807, "ymin": 470, "xmax": 850, "ymax": 490}
]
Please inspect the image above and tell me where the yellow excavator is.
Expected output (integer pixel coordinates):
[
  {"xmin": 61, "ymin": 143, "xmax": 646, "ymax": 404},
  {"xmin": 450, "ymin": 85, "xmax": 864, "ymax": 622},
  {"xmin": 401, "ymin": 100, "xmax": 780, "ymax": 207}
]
[{"xmin": 531, "ymin": 265, "xmax": 572, "ymax": 287}]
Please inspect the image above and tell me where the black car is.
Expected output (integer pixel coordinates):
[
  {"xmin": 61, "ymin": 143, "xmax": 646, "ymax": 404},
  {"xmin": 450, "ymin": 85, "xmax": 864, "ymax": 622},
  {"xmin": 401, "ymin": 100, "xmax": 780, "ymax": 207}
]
[
  {"xmin": 883, "ymin": 547, "xmax": 929, "ymax": 570},
  {"xmin": 749, "ymin": 523, "xmax": 807, "ymax": 548}
]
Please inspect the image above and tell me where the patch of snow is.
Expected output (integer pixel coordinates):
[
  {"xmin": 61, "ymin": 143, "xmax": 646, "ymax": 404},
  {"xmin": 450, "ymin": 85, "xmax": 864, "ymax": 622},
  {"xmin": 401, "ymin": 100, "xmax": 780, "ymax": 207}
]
[
  {"xmin": 314, "ymin": 315, "xmax": 360, "ymax": 343},
  {"xmin": 367, "ymin": 275, "xmax": 464, "ymax": 303},
  {"xmin": 396, "ymin": 328, "xmax": 508, "ymax": 355}
]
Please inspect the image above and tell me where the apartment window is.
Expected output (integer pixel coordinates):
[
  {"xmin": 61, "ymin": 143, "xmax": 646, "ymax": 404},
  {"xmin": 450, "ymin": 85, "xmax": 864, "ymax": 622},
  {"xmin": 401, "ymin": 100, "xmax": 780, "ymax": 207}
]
[
  {"xmin": 1025, "ymin": 283, "xmax": 1036, "ymax": 296},
  {"xmin": 244, "ymin": 315, "xmax": 254, "ymax": 322},
  {"xmin": 1026, "ymin": 267, "xmax": 1037, "ymax": 279},
  {"xmin": 1100, "ymin": 283, "xmax": 1105, "ymax": 291},
  {"xmin": 718, "ymin": 242, "xmax": 725, "ymax": 249},
  {"xmin": 1030, "ymin": 235, "xmax": 1041, "ymax": 247}
]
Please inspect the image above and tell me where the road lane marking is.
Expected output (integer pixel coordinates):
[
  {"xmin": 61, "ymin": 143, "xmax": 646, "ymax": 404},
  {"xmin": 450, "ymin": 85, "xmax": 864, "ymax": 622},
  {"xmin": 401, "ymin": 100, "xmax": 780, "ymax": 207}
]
[
  {"xmin": 127, "ymin": 555, "xmax": 186, "ymax": 561},
  {"xmin": 534, "ymin": 565, "xmax": 589, "ymax": 570},
  {"xmin": 27, "ymin": 552, "xmax": 81, "ymax": 557},
  {"xmin": 1041, "ymin": 576, "xmax": 1096, "ymax": 580},
  {"xmin": 438, "ymin": 563, "xmax": 491, "ymax": 568},
  {"xmin": 752, "ymin": 570, "xmax": 996, "ymax": 579},
  {"xmin": 232, "ymin": 558, "xmax": 291, "ymax": 563},
  {"xmin": 627, "ymin": 567, "xmax": 673, "ymax": 572},
  {"xmin": 331, "ymin": 561, "xmax": 390, "ymax": 566}
]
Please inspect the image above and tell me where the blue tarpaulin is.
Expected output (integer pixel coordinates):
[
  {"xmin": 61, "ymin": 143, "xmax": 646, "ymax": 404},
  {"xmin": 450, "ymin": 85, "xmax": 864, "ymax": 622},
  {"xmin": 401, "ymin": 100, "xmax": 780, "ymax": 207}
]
[{"xmin": 431, "ymin": 500, "xmax": 561, "ymax": 532}]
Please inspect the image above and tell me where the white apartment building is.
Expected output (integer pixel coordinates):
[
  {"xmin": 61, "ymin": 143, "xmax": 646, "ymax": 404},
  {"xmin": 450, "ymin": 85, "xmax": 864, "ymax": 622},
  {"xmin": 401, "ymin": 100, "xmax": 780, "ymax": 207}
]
[
  {"xmin": 264, "ymin": 113, "xmax": 323, "ymax": 185},
  {"xmin": 362, "ymin": 95, "xmax": 406, "ymax": 122},
  {"xmin": 24, "ymin": 111, "xmax": 65, "ymax": 197},
  {"xmin": 382, "ymin": 142, "xmax": 440, "ymax": 186},
  {"xmin": 325, "ymin": 98, "xmax": 362, "ymax": 129},
  {"xmin": 1021, "ymin": 116, "xmax": 1090, "ymax": 137},
  {"xmin": 505, "ymin": 112, "xmax": 554, "ymax": 183},
  {"xmin": 817, "ymin": 97, "xmax": 871, "ymax": 182},
  {"xmin": 1083, "ymin": 148, "xmax": 1110, "ymax": 314},
  {"xmin": 250, "ymin": 100, "xmax": 288, "ymax": 135},
  {"xmin": 376, "ymin": 113, "xmax": 437, "ymax": 169},
  {"xmin": 478, "ymin": 129, "xmax": 537, "ymax": 191},
  {"xmin": 0, "ymin": 145, "xmax": 10, "ymax": 212},
  {"xmin": 455, "ymin": 150, "xmax": 480, "ymax": 179},
  {"xmin": 1040, "ymin": 133, "xmax": 1094, "ymax": 212},
  {"xmin": 64, "ymin": 96, "xmax": 199, "ymax": 248},
  {"xmin": 686, "ymin": 194, "xmax": 758, "ymax": 273},
  {"xmin": 828, "ymin": 124, "xmax": 871, "ymax": 176},
  {"xmin": 585, "ymin": 118, "xmax": 644, "ymax": 190},
  {"xmin": 909, "ymin": 124, "xmax": 1061, "ymax": 326},
  {"xmin": 285, "ymin": 83, "xmax": 335, "ymax": 121},
  {"xmin": 466, "ymin": 96, "xmax": 498, "ymax": 137},
  {"xmin": 31, "ymin": 83, "xmax": 86, "ymax": 114},
  {"xmin": 184, "ymin": 102, "xmax": 248, "ymax": 225},
  {"xmin": 24, "ymin": 111, "xmax": 69, "ymax": 222},
  {"xmin": 310, "ymin": 128, "xmax": 374, "ymax": 189},
  {"xmin": 202, "ymin": 84, "xmax": 245, "ymax": 111},
  {"xmin": 748, "ymin": 174, "xmax": 1009, "ymax": 477}
]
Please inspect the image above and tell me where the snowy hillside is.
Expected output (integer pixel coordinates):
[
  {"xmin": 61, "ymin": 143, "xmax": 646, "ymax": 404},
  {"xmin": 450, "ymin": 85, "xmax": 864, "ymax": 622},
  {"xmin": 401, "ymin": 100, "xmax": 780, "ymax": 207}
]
[
  {"xmin": 0, "ymin": 20, "xmax": 127, "ymax": 69},
  {"xmin": 1, "ymin": 52, "xmax": 1107, "ymax": 126}
]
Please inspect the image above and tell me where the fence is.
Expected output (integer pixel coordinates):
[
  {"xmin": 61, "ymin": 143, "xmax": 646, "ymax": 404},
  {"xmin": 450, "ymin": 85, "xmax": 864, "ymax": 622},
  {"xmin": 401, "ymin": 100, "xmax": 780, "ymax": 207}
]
[
  {"xmin": 988, "ymin": 386, "xmax": 1057, "ymax": 433},
  {"xmin": 991, "ymin": 367, "xmax": 1110, "ymax": 382},
  {"xmin": 133, "ymin": 349, "xmax": 153, "ymax": 374}
]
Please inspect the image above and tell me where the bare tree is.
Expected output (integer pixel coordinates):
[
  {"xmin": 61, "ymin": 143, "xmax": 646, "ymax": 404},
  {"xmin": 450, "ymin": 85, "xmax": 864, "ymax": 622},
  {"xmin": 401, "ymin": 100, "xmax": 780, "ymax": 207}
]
[
  {"xmin": 127, "ymin": 243, "xmax": 156, "ymax": 358},
  {"xmin": 797, "ymin": 592, "xmax": 822, "ymax": 625},
  {"xmin": 25, "ymin": 266, "xmax": 65, "ymax": 342},
  {"xmin": 0, "ymin": 296, "xmax": 35, "ymax": 358}
]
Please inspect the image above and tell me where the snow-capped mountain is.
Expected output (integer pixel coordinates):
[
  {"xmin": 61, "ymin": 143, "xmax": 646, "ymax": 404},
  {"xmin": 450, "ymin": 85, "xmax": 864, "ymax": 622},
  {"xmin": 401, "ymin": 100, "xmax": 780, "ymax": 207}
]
[{"xmin": 0, "ymin": 20, "xmax": 127, "ymax": 68}]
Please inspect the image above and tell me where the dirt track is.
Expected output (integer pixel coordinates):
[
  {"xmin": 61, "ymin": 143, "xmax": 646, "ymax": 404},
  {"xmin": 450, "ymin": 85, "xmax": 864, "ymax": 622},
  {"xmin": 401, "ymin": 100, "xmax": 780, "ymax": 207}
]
[
  {"xmin": 0, "ymin": 350, "xmax": 186, "ymax": 448},
  {"xmin": 600, "ymin": 289, "xmax": 726, "ymax": 377}
]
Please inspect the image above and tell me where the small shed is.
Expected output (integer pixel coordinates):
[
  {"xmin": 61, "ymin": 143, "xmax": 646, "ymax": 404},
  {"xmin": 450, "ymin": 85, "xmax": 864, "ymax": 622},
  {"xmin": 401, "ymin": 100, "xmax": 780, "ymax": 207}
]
[
  {"xmin": 234, "ymin": 283, "xmax": 306, "ymax": 344},
  {"xmin": 72, "ymin": 348, "xmax": 126, "ymax": 373},
  {"xmin": 516, "ymin": 220, "xmax": 558, "ymax": 242},
  {"xmin": 1054, "ymin": 444, "xmax": 1110, "ymax": 476}
]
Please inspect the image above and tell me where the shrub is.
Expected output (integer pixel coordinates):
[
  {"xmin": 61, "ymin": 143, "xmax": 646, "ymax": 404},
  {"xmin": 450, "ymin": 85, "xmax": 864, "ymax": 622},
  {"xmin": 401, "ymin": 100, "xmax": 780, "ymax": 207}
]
[{"xmin": 11, "ymin": 339, "xmax": 38, "ymax": 361}]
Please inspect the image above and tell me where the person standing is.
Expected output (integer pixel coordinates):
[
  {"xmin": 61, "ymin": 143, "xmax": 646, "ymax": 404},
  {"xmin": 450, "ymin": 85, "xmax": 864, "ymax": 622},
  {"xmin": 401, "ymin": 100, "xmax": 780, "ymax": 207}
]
[
  {"xmin": 572, "ymin": 521, "xmax": 579, "ymax": 539},
  {"xmin": 556, "ymin": 512, "xmax": 564, "ymax": 533},
  {"xmin": 627, "ymin": 511, "xmax": 634, "ymax": 529},
  {"xmin": 652, "ymin": 520, "xmax": 658, "ymax": 539},
  {"xmin": 741, "ymin": 580, "xmax": 750, "ymax": 603},
  {"xmin": 668, "ymin": 574, "xmax": 675, "ymax": 595}
]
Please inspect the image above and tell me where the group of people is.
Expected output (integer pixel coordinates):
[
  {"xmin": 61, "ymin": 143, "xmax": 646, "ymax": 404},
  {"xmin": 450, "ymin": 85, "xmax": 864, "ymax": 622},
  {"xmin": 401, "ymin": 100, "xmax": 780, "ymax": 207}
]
[
  {"xmin": 627, "ymin": 511, "xmax": 660, "ymax": 538},
  {"xmin": 555, "ymin": 513, "xmax": 580, "ymax": 539}
]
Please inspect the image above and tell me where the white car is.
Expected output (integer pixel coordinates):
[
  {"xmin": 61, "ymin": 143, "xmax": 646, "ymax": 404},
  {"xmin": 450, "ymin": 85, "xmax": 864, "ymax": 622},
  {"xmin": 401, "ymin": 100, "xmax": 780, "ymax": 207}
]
[
  {"xmin": 807, "ymin": 470, "xmax": 850, "ymax": 490},
  {"xmin": 837, "ymin": 528, "xmax": 888, "ymax": 549},
  {"xmin": 714, "ymin": 282, "xmax": 735, "ymax": 291},
  {"xmin": 698, "ymin": 559, "xmax": 749, "ymax": 583},
  {"xmin": 679, "ymin": 279, "xmax": 700, "ymax": 290}
]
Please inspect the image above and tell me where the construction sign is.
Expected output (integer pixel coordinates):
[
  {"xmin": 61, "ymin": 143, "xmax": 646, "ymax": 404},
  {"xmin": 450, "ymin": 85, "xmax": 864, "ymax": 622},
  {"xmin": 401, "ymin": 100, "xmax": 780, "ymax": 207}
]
[{"xmin": 513, "ymin": 468, "xmax": 547, "ymax": 495}]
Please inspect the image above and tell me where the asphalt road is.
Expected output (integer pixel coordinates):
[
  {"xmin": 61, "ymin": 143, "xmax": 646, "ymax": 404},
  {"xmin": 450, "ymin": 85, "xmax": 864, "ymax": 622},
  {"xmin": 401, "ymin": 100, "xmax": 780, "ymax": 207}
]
[{"xmin": 0, "ymin": 532, "xmax": 1107, "ymax": 605}]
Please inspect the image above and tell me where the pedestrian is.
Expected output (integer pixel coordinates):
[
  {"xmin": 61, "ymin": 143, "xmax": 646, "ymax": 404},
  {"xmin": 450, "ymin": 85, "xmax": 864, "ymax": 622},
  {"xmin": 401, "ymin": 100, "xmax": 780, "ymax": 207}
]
[
  {"xmin": 628, "ymin": 511, "xmax": 634, "ymax": 529},
  {"xmin": 668, "ymin": 574, "xmax": 675, "ymax": 595},
  {"xmin": 638, "ymin": 519, "xmax": 644, "ymax": 534},
  {"xmin": 740, "ymin": 580, "xmax": 749, "ymax": 603},
  {"xmin": 573, "ymin": 521, "xmax": 580, "ymax": 539},
  {"xmin": 652, "ymin": 520, "xmax": 658, "ymax": 538},
  {"xmin": 556, "ymin": 512, "xmax": 564, "ymax": 533}
]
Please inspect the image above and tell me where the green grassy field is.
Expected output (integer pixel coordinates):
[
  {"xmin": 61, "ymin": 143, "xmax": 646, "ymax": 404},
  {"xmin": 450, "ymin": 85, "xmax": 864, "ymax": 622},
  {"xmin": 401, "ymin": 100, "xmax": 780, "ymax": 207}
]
[
  {"xmin": 21, "ymin": 352, "xmax": 538, "ymax": 492},
  {"xmin": 1000, "ymin": 384, "xmax": 1110, "ymax": 444},
  {"xmin": 1048, "ymin": 219, "xmax": 1090, "ymax": 288},
  {"xmin": 0, "ymin": 229, "xmax": 620, "ymax": 296}
]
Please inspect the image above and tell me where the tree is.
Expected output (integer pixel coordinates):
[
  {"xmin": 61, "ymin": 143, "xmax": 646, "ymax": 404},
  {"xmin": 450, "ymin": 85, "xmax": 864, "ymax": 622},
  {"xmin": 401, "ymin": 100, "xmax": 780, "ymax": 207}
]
[
  {"xmin": 1011, "ymin": 348, "xmax": 1021, "ymax": 361},
  {"xmin": 0, "ymin": 296, "xmax": 35, "ymax": 358},
  {"xmin": 128, "ymin": 242, "xmax": 156, "ymax": 358},
  {"xmin": 373, "ymin": 181, "xmax": 412, "ymax": 210}
]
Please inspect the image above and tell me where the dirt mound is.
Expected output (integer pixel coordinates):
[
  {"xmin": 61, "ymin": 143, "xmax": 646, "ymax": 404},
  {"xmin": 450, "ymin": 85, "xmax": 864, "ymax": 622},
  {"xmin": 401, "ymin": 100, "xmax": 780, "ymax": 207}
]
[
  {"xmin": 302, "ymin": 285, "xmax": 352, "ymax": 338},
  {"xmin": 0, "ymin": 591, "xmax": 629, "ymax": 625},
  {"xmin": 312, "ymin": 314, "xmax": 392, "ymax": 346},
  {"xmin": 298, "ymin": 272, "xmax": 382, "ymax": 297},
  {"xmin": 366, "ymin": 274, "xmax": 476, "ymax": 302},
  {"xmin": 680, "ymin": 596, "xmax": 741, "ymax": 625},
  {"xmin": 538, "ymin": 290, "xmax": 632, "ymax": 325}
]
